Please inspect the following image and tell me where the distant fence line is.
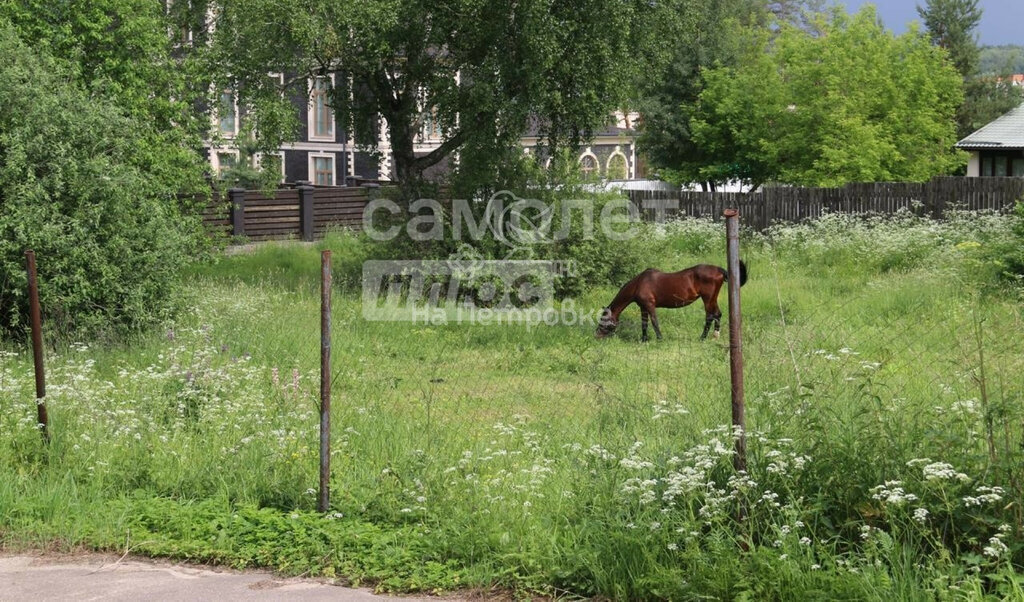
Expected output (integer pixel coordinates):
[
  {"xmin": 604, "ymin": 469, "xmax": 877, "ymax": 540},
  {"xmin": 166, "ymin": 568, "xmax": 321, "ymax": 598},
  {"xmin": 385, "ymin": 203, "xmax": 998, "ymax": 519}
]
[
  {"xmin": 199, "ymin": 177, "xmax": 1024, "ymax": 242},
  {"xmin": 200, "ymin": 185, "xmax": 371, "ymax": 241},
  {"xmin": 626, "ymin": 177, "xmax": 1024, "ymax": 230}
]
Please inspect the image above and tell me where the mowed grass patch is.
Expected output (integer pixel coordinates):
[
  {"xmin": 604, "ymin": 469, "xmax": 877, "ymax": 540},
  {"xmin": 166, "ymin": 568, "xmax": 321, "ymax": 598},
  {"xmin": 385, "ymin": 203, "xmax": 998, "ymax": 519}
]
[{"xmin": 2, "ymin": 215, "xmax": 1023, "ymax": 599}]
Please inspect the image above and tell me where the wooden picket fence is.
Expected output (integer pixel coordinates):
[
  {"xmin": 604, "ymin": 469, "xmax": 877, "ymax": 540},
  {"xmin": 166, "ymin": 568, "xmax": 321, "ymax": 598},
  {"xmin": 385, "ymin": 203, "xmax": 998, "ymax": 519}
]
[{"xmin": 626, "ymin": 177, "xmax": 1024, "ymax": 230}]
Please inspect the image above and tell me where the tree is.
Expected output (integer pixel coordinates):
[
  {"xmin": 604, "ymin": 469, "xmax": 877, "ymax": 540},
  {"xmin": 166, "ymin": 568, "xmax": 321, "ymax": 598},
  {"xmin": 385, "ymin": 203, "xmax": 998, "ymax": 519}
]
[
  {"xmin": 916, "ymin": 0, "xmax": 981, "ymax": 78},
  {"xmin": 637, "ymin": 0, "xmax": 822, "ymax": 189},
  {"xmin": 206, "ymin": 0, "xmax": 666, "ymax": 196},
  {"xmin": 0, "ymin": 0, "xmax": 210, "ymax": 182},
  {"xmin": 0, "ymin": 22, "xmax": 207, "ymax": 338},
  {"xmin": 979, "ymin": 45, "xmax": 1024, "ymax": 75},
  {"xmin": 685, "ymin": 23, "xmax": 784, "ymax": 188},
  {"xmin": 917, "ymin": 0, "xmax": 1023, "ymax": 140},
  {"xmin": 683, "ymin": 7, "xmax": 965, "ymax": 187}
]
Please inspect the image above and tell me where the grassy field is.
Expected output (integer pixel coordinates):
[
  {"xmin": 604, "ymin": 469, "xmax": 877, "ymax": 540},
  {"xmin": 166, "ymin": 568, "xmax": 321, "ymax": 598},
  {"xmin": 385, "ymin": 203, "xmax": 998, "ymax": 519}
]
[{"xmin": 1, "ymin": 212, "xmax": 1023, "ymax": 599}]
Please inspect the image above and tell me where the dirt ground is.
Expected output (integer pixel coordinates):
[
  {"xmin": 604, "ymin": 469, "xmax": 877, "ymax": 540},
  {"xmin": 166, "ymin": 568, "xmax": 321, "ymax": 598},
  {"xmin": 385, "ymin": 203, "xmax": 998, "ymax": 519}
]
[{"xmin": 0, "ymin": 551, "xmax": 455, "ymax": 601}]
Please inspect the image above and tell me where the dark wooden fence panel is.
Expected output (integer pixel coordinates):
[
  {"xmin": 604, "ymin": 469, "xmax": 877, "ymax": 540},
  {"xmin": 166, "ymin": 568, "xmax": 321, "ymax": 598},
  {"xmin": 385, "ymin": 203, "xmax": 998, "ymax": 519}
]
[
  {"xmin": 199, "ymin": 186, "xmax": 371, "ymax": 241},
  {"xmin": 313, "ymin": 188, "xmax": 369, "ymax": 236},
  {"xmin": 244, "ymin": 189, "xmax": 301, "ymax": 241},
  {"xmin": 627, "ymin": 177, "xmax": 1024, "ymax": 230},
  {"xmin": 199, "ymin": 192, "xmax": 231, "ymax": 236}
]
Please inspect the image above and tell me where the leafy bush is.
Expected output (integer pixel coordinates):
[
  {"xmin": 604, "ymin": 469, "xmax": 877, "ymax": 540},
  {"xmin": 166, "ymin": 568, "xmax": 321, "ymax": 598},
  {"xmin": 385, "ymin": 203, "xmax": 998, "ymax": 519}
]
[
  {"xmin": 1000, "ymin": 201, "xmax": 1024, "ymax": 283},
  {"xmin": 0, "ymin": 23, "xmax": 206, "ymax": 339},
  {"xmin": 359, "ymin": 158, "xmax": 664, "ymax": 299}
]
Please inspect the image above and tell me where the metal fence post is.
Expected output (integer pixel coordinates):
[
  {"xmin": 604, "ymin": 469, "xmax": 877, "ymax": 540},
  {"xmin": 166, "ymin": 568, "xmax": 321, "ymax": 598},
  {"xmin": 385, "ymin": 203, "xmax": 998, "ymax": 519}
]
[
  {"xmin": 319, "ymin": 250, "xmax": 332, "ymax": 512},
  {"xmin": 299, "ymin": 185, "xmax": 316, "ymax": 242},
  {"xmin": 24, "ymin": 250, "xmax": 50, "ymax": 444},
  {"xmin": 723, "ymin": 210, "xmax": 746, "ymax": 474},
  {"xmin": 229, "ymin": 188, "xmax": 246, "ymax": 237}
]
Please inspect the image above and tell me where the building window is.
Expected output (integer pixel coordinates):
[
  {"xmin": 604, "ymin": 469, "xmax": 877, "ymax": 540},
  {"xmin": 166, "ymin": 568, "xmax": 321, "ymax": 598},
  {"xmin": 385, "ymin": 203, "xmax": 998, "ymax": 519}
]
[
  {"xmin": 218, "ymin": 90, "xmax": 237, "ymax": 137},
  {"xmin": 422, "ymin": 106, "xmax": 441, "ymax": 140},
  {"xmin": 309, "ymin": 76, "xmax": 334, "ymax": 141},
  {"xmin": 310, "ymin": 154, "xmax": 335, "ymax": 186},
  {"xmin": 258, "ymin": 152, "xmax": 286, "ymax": 183},
  {"xmin": 980, "ymin": 152, "xmax": 1024, "ymax": 177},
  {"xmin": 214, "ymin": 150, "xmax": 238, "ymax": 179},
  {"xmin": 579, "ymin": 154, "xmax": 598, "ymax": 178},
  {"xmin": 607, "ymin": 153, "xmax": 628, "ymax": 180}
]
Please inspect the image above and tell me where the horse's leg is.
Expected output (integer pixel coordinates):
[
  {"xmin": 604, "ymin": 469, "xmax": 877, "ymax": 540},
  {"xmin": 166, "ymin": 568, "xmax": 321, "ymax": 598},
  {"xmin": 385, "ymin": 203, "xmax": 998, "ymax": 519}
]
[
  {"xmin": 641, "ymin": 307, "xmax": 650, "ymax": 342},
  {"xmin": 711, "ymin": 282, "xmax": 725, "ymax": 338},
  {"xmin": 701, "ymin": 295, "xmax": 720, "ymax": 340},
  {"xmin": 700, "ymin": 315, "xmax": 714, "ymax": 340},
  {"xmin": 649, "ymin": 307, "xmax": 663, "ymax": 340}
]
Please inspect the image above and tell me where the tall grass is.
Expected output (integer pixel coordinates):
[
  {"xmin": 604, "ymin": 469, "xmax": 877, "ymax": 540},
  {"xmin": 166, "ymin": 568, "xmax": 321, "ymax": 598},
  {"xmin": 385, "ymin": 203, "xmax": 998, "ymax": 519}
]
[{"xmin": 1, "ymin": 213, "xmax": 1022, "ymax": 599}]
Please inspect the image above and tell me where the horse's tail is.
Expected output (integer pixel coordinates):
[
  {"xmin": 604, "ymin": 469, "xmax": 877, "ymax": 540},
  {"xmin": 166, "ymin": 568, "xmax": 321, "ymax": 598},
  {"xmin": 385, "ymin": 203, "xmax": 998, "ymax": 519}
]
[{"xmin": 720, "ymin": 260, "xmax": 749, "ymax": 287}]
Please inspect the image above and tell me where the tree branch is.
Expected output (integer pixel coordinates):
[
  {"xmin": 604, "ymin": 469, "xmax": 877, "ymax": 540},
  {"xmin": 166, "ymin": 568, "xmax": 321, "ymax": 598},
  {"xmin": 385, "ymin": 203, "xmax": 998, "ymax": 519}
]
[{"xmin": 411, "ymin": 127, "xmax": 469, "ymax": 171}]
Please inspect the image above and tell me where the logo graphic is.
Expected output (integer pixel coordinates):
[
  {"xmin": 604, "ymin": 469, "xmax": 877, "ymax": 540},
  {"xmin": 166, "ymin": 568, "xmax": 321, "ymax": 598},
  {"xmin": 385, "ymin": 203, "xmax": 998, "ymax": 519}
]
[{"xmin": 362, "ymin": 260, "xmax": 557, "ymax": 324}]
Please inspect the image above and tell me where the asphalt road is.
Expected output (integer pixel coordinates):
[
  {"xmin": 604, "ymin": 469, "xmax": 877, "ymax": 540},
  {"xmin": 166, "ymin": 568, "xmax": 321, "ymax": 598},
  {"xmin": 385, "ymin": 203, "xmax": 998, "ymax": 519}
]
[{"xmin": 0, "ymin": 553, "xmax": 444, "ymax": 601}]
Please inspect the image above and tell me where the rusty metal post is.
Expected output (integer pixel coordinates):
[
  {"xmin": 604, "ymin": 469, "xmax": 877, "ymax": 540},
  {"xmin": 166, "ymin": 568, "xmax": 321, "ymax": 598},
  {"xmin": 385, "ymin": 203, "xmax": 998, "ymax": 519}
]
[
  {"xmin": 318, "ymin": 250, "xmax": 332, "ymax": 512},
  {"xmin": 723, "ymin": 210, "xmax": 746, "ymax": 473},
  {"xmin": 24, "ymin": 250, "xmax": 50, "ymax": 444}
]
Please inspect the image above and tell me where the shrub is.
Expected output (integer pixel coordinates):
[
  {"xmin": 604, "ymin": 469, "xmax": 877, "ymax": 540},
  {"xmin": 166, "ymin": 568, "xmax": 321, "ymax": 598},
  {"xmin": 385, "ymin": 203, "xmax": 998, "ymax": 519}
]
[
  {"xmin": 360, "ymin": 188, "xmax": 661, "ymax": 299},
  {"xmin": 1001, "ymin": 201, "xmax": 1024, "ymax": 283},
  {"xmin": 0, "ymin": 23, "xmax": 206, "ymax": 340},
  {"xmin": 358, "ymin": 154, "xmax": 663, "ymax": 299}
]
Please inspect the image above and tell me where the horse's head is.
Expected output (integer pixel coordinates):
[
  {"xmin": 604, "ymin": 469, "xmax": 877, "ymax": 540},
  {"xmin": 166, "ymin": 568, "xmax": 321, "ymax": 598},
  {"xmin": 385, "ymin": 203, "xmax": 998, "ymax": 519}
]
[{"xmin": 595, "ymin": 307, "xmax": 618, "ymax": 338}]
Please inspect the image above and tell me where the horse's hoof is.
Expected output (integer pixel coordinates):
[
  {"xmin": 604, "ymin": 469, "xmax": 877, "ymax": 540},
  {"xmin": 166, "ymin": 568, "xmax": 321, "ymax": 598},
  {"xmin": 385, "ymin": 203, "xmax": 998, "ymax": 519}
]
[{"xmin": 712, "ymin": 331, "xmax": 720, "ymax": 339}]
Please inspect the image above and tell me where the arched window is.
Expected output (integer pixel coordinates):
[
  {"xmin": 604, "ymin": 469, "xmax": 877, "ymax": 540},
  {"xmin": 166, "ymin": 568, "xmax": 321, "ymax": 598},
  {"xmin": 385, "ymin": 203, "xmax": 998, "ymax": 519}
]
[
  {"xmin": 607, "ymin": 153, "xmax": 628, "ymax": 180},
  {"xmin": 579, "ymin": 154, "xmax": 598, "ymax": 178}
]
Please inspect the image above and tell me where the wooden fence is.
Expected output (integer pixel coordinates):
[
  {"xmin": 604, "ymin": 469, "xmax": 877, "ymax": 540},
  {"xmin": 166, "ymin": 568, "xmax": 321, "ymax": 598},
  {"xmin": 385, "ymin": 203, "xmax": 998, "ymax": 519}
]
[
  {"xmin": 202, "ymin": 185, "xmax": 371, "ymax": 241},
  {"xmin": 626, "ymin": 177, "xmax": 1024, "ymax": 230},
  {"xmin": 199, "ymin": 177, "xmax": 1024, "ymax": 241}
]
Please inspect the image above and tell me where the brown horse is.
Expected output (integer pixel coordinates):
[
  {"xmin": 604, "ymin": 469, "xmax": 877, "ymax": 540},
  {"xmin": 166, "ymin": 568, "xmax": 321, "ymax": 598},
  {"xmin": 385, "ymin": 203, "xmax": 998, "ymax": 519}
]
[{"xmin": 596, "ymin": 261, "xmax": 747, "ymax": 342}]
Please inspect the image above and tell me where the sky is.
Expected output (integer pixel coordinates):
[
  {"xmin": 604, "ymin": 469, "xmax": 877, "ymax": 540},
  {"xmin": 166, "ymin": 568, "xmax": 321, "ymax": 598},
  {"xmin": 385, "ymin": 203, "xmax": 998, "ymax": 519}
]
[{"xmin": 836, "ymin": 0, "xmax": 1023, "ymax": 46}]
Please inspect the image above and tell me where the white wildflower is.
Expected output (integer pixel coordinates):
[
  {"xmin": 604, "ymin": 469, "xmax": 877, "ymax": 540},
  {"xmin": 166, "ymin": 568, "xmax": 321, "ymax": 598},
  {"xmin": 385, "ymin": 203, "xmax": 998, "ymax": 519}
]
[
  {"xmin": 920, "ymin": 461, "xmax": 969, "ymax": 482},
  {"xmin": 983, "ymin": 537, "xmax": 1009, "ymax": 559}
]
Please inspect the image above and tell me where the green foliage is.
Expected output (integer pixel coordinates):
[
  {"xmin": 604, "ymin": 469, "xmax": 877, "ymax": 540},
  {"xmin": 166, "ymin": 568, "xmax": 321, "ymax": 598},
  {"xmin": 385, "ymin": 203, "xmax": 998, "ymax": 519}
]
[
  {"xmin": 0, "ymin": 23, "xmax": 206, "ymax": 339},
  {"xmin": 0, "ymin": 0, "xmax": 210, "ymax": 175},
  {"xmin": 993, "ymin": 201, "xmax": 1024, "ymax": 284},
  {"xmin": 115, "ymin": 497, "xmax": 464, "ymax": 591},
  {"xmin": 918, "ymin": 1, "xmax": 1024, "ymax": 141},
  {"xmin": 215, "ymin": 133, "xmax": 285, "ymax": 192},
  {"xmin": 208, "ymin": 0, "xmax": 666, "ymax": 192},
  {"xmin": 980, "ymin": 45, "xmax": 1024, "ymax": 75},
  {"xmin": 357, "ymin": 158, "xmax": 662, "ymax": 299},
  {"xmin": 958, "ymin": 77, "xmax": 1024, "ymax": 143},
  {"xmin": 917, "ymin": 0, "xmax": 982, "ymax": 79},
  {"xmin": 684, "ymin": 7, "xmax": 965, "ymax": 187},
  {"xmin": 2, "ymin": 211, "xmax": 1023, "ymax": 597},
  {"xmin": 637, "ymin": 0, "xmax": 770, "ymax": 186}
]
